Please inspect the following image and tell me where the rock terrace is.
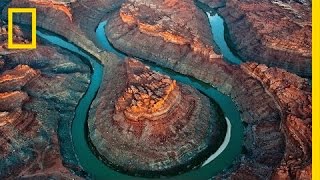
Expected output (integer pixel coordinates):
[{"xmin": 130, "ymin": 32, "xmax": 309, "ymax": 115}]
[{"xmin": 88, "ymin": 59, "xmax": 226, "ymax": 175}]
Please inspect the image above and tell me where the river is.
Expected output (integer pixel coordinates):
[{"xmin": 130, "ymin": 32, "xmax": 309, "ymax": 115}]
[{"xmin": 36, "ymin": 12, "xmax": 244, "ymax": 180}]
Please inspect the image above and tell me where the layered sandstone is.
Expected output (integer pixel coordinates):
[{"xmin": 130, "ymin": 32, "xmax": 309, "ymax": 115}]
[
  {"xmin": 0, "ymin": 0, "xmax": 312, "ymax": 179},
  {"xmin": 1, "ymin": 0, "xmax": 124, "ymax": 67},
  {"xmin": 88, "ymin": 58, "xmax": 226, "ymax": 176},
  {"xmin": 115, "ymin": 64, "xmax": 181, "ymax": 121},
  {"xmin": 105, "ymin": 0, "xmax": 311, "ymax": 179},
  {"xmin": 242, "ymin": 63, "xmax": 311, "ymax": 179},
  {"xmin": 0, "ymin": 64, "xmax": 40, "ymax": 92},
  {"xmin": 0, "ymin": 23, "xmax": 90, "ymax": 179},
  {"xmin": 0, "ymin": 21, "xmax": 30, "ymax": 51},
  {"xmin": 107, "ymin": 0, "xmax": 221, "ymax": 66},
  {"xmin": 218, "ymin": 0, "xmax": 311, "ymax": 77}
]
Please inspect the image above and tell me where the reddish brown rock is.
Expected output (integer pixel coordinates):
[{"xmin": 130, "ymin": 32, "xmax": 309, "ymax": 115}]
[
  {"xmin": 197, "ymin": 0, "xmax": 226, "ymax": 9},
  {"xmin": 115, "ymin": 63, "xmax": 181, "ymax": 121},
  {"xmin": 0, "ymin": 91, "xmax": 29, "ymax": 111},
  {"xmin": 107, "ymin": 0, "xmax": 221, "ymax": 68},
  {"xmin": 0, "ymin": 21, "xmax": 30, "ymax": 51},
  {"xmin": 0, "ymin": 23, "xmax": 90, "ymax": 179},
  {"xmin": 0, "ymin": 0, "xmax": 312, "ymax": 179},
  {"xmin": 242, "ymin": 62, "xmax": 311, "ymax": 179},
  {"xmin": 2, "ymin": 0, "xmax": 124, "ymax": 66},
  {"xmin": 219, "ymin": 0, "xmax": 311, "ymax": 77},
  {"xmin": 104, "ymin": 0, "xmax": 312, "ymax": 179},
  {"xmin": 0, "ymin": 65, "xmax": 40, "ymax": 92},
  {"xmin": 29, "ymin": 0, "xmax": 73, "ymax": 21},
  {"xmin": 88, "ymin": 58, "xmax": 225, "ymax": 176}
]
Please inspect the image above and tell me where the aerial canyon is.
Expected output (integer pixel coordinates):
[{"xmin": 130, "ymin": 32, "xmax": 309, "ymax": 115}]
[{"xmin": 0, "ymin": 0, "xmax": 311, "ymax": 180}]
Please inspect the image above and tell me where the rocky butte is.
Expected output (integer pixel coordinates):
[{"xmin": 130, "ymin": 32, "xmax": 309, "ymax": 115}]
[{"xmin": 88, "ymin": 58, "xmax": 226, "ymax": 176}]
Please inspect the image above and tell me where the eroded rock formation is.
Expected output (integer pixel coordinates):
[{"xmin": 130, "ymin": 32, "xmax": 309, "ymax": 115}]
[
  {"xmin": 0, "ymin": 22, "xmax": 90, "ymax": 179},
  {"xmin": 107, "ymin": 0, "xmax": 222, "ymax": 67},
  {"xmin": 218, "ymin": 0, "xmax": 311, "ymax": 77},
  {"xmin": 242, "ymin": 63, "xmax": 311, "ymax": 179},
  {"xmin": 1, "ymin": 0, "xmax": 124, "ymax": 66},
  {"xmin": 0, "ymin": 0, "xmax": 312, "ymax": 179},
  {"xmin": 105, "ymin": 0, "xmax": 311, "ymax": 179},
  {"xmin": 0, "ymin": 20, "xmax": 30, "ymax": 51},
  {"xmin": 88, "ymin": 58, "xmax": 226, "ymax": 176}
]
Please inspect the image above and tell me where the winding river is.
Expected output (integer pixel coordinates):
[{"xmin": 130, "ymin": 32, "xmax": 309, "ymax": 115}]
[
  {"xmin": 207, "ymin": 13, "xmax": 243, "ymax": 64},
  {"xmin": 36, "ymin": 12, "xmax": 244, "ymax": 180}
]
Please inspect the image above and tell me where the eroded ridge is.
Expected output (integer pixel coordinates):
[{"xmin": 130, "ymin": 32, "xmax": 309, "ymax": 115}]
[
  {"xmin": 88, "ymin": 58, "xmax": 225, "ymax": 175},
  {"xmin": 219, "ymin": 0, "xmax": 311, "ymax": 76},
  {"xmin": 0, "ymin": 21, "xmax": 30, "ymax": 51},
  {"xmin": 116, "ymin": 60, "xmax": 181, "ymax": 121},
  {"xmin": 0, "ymin": 22, "xmax": 90, "ymax": 179},
  {"xmin": 0, "ymin": 0, "xmax": 312, "ymax": 179},
  {"xmin": 105, "ymin": 0, "xmax": 311, "ymax": 179},
  {"xmin": 242, "ymin": 62, "xmax": 311, "ymax": 179},
  {"xmin": 108, "ymin": 0, "xmax": 221, "ymax": 64},
  {"xmin": 29, "ymin": 0, "xmax": 73, "ymax": 21}
]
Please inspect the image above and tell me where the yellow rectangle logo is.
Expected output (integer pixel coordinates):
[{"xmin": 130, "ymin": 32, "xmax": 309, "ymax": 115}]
[{"xmin": 8, "ymin": 8, "xmax": 37, "ymax": 49}]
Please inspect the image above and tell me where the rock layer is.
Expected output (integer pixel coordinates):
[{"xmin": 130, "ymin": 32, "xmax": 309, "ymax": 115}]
[
  {"xmin": 1, "ymin": 0, "xmax": 124, "ymax": 68},
  {"xmin": 0, "ymin": 0, "xmax": 312, "ymax": 179},
  {"xmin": 105, "ymin": 0, "xmax": 311, "ymax": 179},
  {"xmin": 115, "ymin": 62, "xmax": 181, "ymax": 121},
  {"xmin": 0, "ymin": 22, "xmax": 90, "ymax": 179},
  {"xmin": 88, "ymin": 58, "xmax": 226, "ymax": 176},
  {"xmin": 0, "ymin": 20, "xmax": 30, "ymax": 52},
  {"xmin": 107, "ymin": 0, "xmax": 222, "ymax": 67},
  {"xmin": 218, "ymin": 0, "xmax": 311, "ymax": 77},
  {"xmin": 242, "ymin": 63, "xmax": 311, "ymax": 179}
]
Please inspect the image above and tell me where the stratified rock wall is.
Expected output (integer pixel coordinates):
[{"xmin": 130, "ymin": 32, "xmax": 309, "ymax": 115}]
[
  {"xmin": 1, "ymin": 0, "xmax": 122, "ymax": 69},
  {"xmin": 0, "ymin": 0, "xmax": 312, "ymax": 179},
  {"xmin": 219, "ymin": 0, "xmax": 311, "ymax": 77},
  {"xmin": 105, "ymin": 0, "xmax": 311, "ymax": 179},
  {"xmin": 242, "ymin": 63, "xmax": 311, "ymax": 179},
  {"xmin": 0, "ymin": 23, "xmax": 90, "ymax": 179},
  {"xmin": 88, "ymin": 58, "xmax": 226, "ymax": 176}
]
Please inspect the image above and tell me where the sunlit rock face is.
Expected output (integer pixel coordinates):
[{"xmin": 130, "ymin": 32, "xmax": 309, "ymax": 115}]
[
  {"xmin": 28, "ymin": 0, "xmax": 74, "ymax": 21},
  {"xmin": 2, "ymin": 0, "xmax": 125, "ymax": 61},
  {"xmin": 0, "ymin": 23, "xmax": 90, "ymax": 179},
  {"xmin": 105, "ymin": 1, "xmax": 297, "ymax": 179},
  {"xmin": 115, "ymin": 61, "xmax": 181, "ymax": 121},
  {"xmin": 0, "ymin": 65, "xmax": 39, "ymax": 128},
  {"xmin": 107, "ymin": 0, "xmax": 223, "ymax": 70},
  {"xmin": 88, "ymin": 59, "xmax": 225, "ymax": 176},
  {"xmin": 219, "ymin": 0, "xmax": 311, "ymax": 77},
  {"xmin": 0, "ymin": 65, "xmax": 40, "ymax": 92},
  {"xmin": 118, "ymin": 0, "xmax": 220, "ymax": 59},
  {"xmin": 0, "ymin": 21, "xmax": 30, "ymax": 51},
  {"xmin": 0, "ymin": 0, "xmax": 312, "ymax": 179}
]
